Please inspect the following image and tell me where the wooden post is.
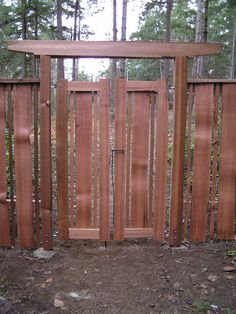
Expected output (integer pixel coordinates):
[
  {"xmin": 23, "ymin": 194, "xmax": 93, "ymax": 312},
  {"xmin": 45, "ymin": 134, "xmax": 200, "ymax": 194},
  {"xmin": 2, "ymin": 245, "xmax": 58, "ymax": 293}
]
[
  {"xmin": 40, "ymin": 55, "xmax": 53, "ymax": 249},
  {"xmin": 169, "ymin": 57, "xmax": 187, "ymax": 246},
  {"xmin": 56, "ymin": 79, "xmax": 69, "ymax": 240}
]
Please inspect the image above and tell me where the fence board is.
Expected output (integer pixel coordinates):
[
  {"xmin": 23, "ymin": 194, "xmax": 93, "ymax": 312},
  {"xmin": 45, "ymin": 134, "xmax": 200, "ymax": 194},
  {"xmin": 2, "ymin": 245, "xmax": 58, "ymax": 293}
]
[
  {"xmin": 0, "ymin": 85, "xmax": 11, "ymax": 246},
  {"xmin": 93, "ymin": 93, "xmax": 99, "ymax": 227},
  {"xmin": 114, "ymin": 78, "xmax": 126, "ymax": 240},
  {"xmin": 190, "ymin": 84, "xmax": 214, "ymax": 242},
  {"xmin": 69, "ymin": 93, "xmax": 75, "ymax": 226},
  {"xmin": 99, "ymin": 79, "xmax": 110, "ymax": 240},
  {"xmin": 75, "ymin": 93, "xmax": 93, "ymax": 228},
  {"xmin": 131, "ymin": 92, "xmax": 150, "ymax": 228},
  {"xmin": 40, "ymin": 55, "xmax": 53, "ymax": 249},
  {"xmin": 14, "ymin": 84, "xmax": 34, "ymax": 248},
  {"xmin": 154, "ymin": 80, "xmax": 168, "ymax": 241},
  {"xmin": 56, "ymin": 80, "xmax": 69, "ymax": 240},
  {"xmin": 217, "ymin": 84, "xmax": 236, "ymax": 239}
]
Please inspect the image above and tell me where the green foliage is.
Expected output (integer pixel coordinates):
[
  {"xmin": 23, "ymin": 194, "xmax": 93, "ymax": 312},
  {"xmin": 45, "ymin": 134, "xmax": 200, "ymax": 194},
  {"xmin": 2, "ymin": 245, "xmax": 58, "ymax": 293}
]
[
  {"xmin": 226, "ymin": 308, "xmax": 236, "ymax": 314},
  {"xmin": 193, "ymin": 299, "xmax": 210, "ymax": 313}
]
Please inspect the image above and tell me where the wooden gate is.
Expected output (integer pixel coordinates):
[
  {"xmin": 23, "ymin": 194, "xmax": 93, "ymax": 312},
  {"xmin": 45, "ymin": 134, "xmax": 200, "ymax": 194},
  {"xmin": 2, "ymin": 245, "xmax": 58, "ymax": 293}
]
[{"xmin": 56, "ymin": 78, "xmax": 168, "ymax": 241}]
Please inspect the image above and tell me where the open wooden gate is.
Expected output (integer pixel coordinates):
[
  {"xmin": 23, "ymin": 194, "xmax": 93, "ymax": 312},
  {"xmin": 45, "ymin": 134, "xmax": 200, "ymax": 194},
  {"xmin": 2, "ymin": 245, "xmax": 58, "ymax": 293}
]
[{"xmin": 56, "ymin": 78, "xmax": 168, "ymax": 241}]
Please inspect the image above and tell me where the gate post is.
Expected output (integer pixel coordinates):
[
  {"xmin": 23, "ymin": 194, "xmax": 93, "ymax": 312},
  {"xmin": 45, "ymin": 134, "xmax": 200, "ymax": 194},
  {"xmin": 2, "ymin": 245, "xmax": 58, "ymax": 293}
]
[{"xmin": 169, "ymin": 57, "xmax": 187, "ymax": 246}]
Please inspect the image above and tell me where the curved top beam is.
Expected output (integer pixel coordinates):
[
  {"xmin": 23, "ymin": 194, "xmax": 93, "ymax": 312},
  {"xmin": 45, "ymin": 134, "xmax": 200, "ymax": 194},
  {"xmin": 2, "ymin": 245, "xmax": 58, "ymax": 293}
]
[{"xmin": 8, "ymin": 40, "xmax": 222, "ymax": 59}]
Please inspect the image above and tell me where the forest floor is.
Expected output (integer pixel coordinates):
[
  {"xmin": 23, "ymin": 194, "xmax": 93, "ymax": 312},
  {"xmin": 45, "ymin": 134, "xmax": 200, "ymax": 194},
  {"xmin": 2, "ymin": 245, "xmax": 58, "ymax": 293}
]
[{"xmin": 0, "ymin": 240, "xmax": 236, "ymax": 314}]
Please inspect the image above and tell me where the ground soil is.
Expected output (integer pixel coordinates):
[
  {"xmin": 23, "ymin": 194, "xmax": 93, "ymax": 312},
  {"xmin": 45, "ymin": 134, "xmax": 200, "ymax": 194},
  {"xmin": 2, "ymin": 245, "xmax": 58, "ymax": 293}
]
[{"xmin": 0, "ymin": 240, "xmax": 236, "ymax": 314}]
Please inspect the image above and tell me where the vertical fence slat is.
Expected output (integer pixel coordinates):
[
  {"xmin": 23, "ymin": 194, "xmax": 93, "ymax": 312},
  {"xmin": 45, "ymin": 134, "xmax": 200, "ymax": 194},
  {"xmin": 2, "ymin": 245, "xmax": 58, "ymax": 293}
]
[
  {"xmin": 40, "ymin": 56, "xmax": 53, "ymax": 249},
  {"xmin": 209, "ymin": 84, "xmax": 220, "ymax": 239},
  {"xmin": 131, "ymin": 92, "xmax": 150, "ymax": 228},
  {"xmin": 190, "ymin": 84, "xmax": 214, "ymax": 242},
  {"xmin": 14, "ymin": 84, "xmax": 34, "ymax": 248},
  {"xmin": 7, "ymin": 84, "xmax": 16, "ymax": 244},
  {"xmin": 75, "ymin": 92, "xmax": 93, "ymax": 228},
  {"xmin": 169, "ymin": 57, "xmax": 187, "ymax": 246},
  {"xmin": 183, "ymin": 84, "xmax": 194, "ymax": 239},
  {"xmin": 33, "ymin": 83, "xmax": 40, "ymax": 247},
  {"xmin": 114, "ymin": 78, "xmax": 126, "ymax": 240},
  {"xmin": 154, "ymin": 80, "xmax": 168, "ymax": 241},
  {"xmin": 93, "ymin": 93, "xmax": 98, "ymax": 227},
  {"xmin": 56, "ymin": 79, "xmax": 69, "ymax": 240},
  {"xmin": 69, "ymin": 93, "xmax": 75, "ymax": 226},
  {"xmin": 0, "ymin": 85, "xmax": 11, "ymax": 246},
  {"xmin": 217, "ymin": 84, "xmax": 236, "ymax": 239},
  {"xmin": 99, "ymin": 79, "xmax": 110, "ymax": 241}
]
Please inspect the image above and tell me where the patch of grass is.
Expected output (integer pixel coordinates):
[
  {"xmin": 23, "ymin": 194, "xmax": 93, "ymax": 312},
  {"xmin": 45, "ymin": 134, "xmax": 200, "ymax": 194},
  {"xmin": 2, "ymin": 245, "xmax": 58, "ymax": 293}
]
[
  {"xmin": 226, "ymin": 309, "xmax": 236, "ymax": 314},
  {"xmin": 193, "ymin": 299, "xmax": 210, "ymax": 313}
]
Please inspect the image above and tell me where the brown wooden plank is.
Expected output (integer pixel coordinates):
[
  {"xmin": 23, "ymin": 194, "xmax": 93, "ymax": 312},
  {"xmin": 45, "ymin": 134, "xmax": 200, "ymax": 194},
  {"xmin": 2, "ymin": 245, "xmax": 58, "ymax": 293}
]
[
  {"xmin": 33, "ymin": 83, "xmax": 40, "ymax": 247},
  {"xmin": 190, "ymin": 84, "xmax": 214, "ymax": 242},
  {"xmin": 56, "ymin": 79, "xmax": 69, "ymax": 240},
  {"xmin": 217, "ymin": 84, "xmax": 236, "ymax": 239},
  {"xmin": 153, "ymin": 80, "xmax": 168, "ymax": 241},
  {"xmin": 7, "ymin": 84, "xmax": 16, "ymax": 244},
  {"xmin": 169, "ymin": 57, "xmax": 187, "ymax": 246},
  {"xmin": 0, "ymin": 85, "xmax": 11, "ymax": 247},
  {"xmin": 69, "ymin": 228, "xmax": 99, "ymax": 239},
  {"xmin": 131, "ymin": 92, "xmax": 150, "ymax": 228},
  {"xmin": 69, "ymin": 93, "xmax": 75, "ymax": 226},
  {"xmin": 93, "ymin": 93, "xmax": 99, "ymax": 227},
  {"xmin": 124, "ymin": 228, "xmax": 153, "ymax": 238},
  {"xmin": 114, "ymin": 78, "xmax": 126, "ymax": 240},
  {"xmin": 40, "ymin": 56, "xmax": 53, "ymax": 249},
  {"xmin": 125, "ymin": 93, "xmax": 132, "ymax": 227},
  {"xmin": 99, "ymin": 79, "xmax": 110, "ymax": 241},
  {"xmin": 126, "ymin": 81, "xmax": 160, "ymax": 92},
  {"xmin": 0, "ymin": 78, "xmax": 40, "ymax": 84},
  {"xmin": 68, "ymin": 81, "xmax": 100, "ymax": 92},
  {"xmin": 183, "ymin": 84, "xmax": 194, "ymax": 239},
  {"xmin": 8, "ymin": 40, "xmax": 222, "ymax": 58},
  {"xmin": 188, "ymin": 79, "xmax": 236, "ymax": 84},
  {"xmin": 209, "ymin": 84, "xmax": 220, "ymax": 239},
  {"xmin": 75, "ymin": 92, "xmax": 93, "ymax": 228},
  {"xmin": 14, "ymin": 84, "xmax": 34, "ymax": 248}
]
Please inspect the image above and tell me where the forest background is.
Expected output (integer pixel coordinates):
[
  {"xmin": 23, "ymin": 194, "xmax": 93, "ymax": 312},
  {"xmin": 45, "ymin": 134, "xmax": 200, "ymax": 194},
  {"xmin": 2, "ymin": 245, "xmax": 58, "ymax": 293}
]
[{"xmin": 0, "ymin": 0, "xmax": 235, "ymax": 84}]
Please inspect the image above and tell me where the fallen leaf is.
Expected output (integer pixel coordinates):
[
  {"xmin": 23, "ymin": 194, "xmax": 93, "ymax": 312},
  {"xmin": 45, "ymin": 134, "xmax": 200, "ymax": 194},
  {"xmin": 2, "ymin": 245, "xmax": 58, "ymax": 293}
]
[{"xmin": 208, "ymin": 274, "xmax": 218, "ymax": 282}]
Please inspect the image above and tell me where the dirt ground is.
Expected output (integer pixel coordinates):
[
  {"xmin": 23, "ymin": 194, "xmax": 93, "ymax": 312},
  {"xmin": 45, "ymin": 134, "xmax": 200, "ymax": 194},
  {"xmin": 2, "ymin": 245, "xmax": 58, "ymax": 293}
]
[{"xmin": 0, "ymin": 240, "xmax": 236, "ymax": 314}]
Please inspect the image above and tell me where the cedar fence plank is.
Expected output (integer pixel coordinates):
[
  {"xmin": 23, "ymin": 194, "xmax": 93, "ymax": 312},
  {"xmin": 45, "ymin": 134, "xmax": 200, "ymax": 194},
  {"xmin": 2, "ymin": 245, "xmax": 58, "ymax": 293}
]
[
  {"xmin": 14, "ymin": 84, "xmax": 34, "ymax": 248},
  {"xmin": 217, "ymin": 84, "xmax": 236, "ymax": 239},
  {"xmin": 190, "ymin": 84, "xmax": 214, "ymax": 242},
  {"xmin": 0, "ymin": 85, "xmax": 11, "ymax": 247},
  {"xmin": 69, "ymin": 93, "xmax": 75, "ymax": 226},
  {"xmin": 93, "ymin": 93, "xmax": 99, "ymax": 227}
]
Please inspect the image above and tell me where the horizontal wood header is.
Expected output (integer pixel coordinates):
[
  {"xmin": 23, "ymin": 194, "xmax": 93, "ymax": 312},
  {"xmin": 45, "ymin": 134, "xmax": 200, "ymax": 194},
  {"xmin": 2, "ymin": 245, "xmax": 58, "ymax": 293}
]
[{"xmin": 8, "ymin": 40, "xmax": 222, "ymax": 59}]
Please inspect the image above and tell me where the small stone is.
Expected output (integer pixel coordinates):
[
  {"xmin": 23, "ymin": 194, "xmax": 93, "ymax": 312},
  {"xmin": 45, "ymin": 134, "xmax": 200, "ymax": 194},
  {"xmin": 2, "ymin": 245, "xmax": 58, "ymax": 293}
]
[
  {"xmin": 54, "ymin": 298, "xmax": 64, "ymax": 308},
  {"xmin": 223, "ymin": 265, "xmax": 236, "ymax": 272},
  {"xmin": 225, "ymin": 275, "xmax": 234, "ymax": 280},
  {"xmin": 208, "ymin": 274, "xmax": 218, "ymax": 282},
  {"xmin": 33, "ymin": 248, "xmax": 55, "ymax": 259}
]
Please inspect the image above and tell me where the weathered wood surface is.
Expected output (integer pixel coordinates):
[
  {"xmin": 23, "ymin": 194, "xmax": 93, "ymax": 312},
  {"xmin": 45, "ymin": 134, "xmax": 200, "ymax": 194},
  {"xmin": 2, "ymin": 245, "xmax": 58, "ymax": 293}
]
[
  {"xmin": 40, "ymin": 55, "xmax": 53, "ymax": 249},
  {"xmin": 131, "ymin": 92, "xmax": 150, "ymax": 228},
  {"xmin": 99, "ymin": 79, "xmax": 110, "ymax": 241},
  {"xmin": 14, "ymin": 84, "xmax": 34, "ymax": 248},
  {"xmin": 169, "ymin": 57, "xmax": 187, "ymax": 246},
  {"xmin": 68, "ymin": 81, "xmax": 100, "ymax": 92},
  {"xmin": 124, "ymin": 228, "xmax": 153, "ymax": 238},
  {"xmin": 8, "ymin": 40, "xmax": 221, "ymax": 58},
  {"xmin": 69, "ymin": 228, "xmax": 99, "ymax": 239},
  {"xmin": 56, "ymin": 79, "xmax": 69, "ymax": 240},
  {"xmin": 114, "ymin": 78, "xmax": 126, "ymax": 240},
  {"xmin": 217, "ymin": 84, "xmax": 236, "ymax": 239},
  {"xmin": 0, "ymin": 78, "xmax": 40, "ymax": 84},
  {"xmin": 75, "ymin": 93, "xmax": 93, "ymax": 228},
  {"xmin": 190, "ymin": 84, "xmax": 214, "ymax": 242},
  {"xmin": 153, "ymin": 80, "xmax": 168, "ymax": 241},
  {"xmin": 0, "ymin": 85, "xmax": 11, "ymax": 246},
  {"xmin": 93, "ymin": 94, "xmax": 99, "ymax": 227},
  {"xmin": 69, "ymin": 94, "xmax": 75, "ymax": 226}
]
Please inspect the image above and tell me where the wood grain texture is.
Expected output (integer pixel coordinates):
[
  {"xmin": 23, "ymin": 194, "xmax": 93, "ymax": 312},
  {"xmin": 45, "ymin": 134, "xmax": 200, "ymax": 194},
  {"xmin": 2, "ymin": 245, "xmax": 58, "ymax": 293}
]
[
  {"xmin": 56, "ymin": 79, "xmax": 69, "ymax": 240},
  {"xmin": 14, "ymin": 84, "xmax": 34, "ymax": 248},
  {"xmin": 0, "ymin": 85, "xmax": 11, "ymax": 247},
  {"xmin": 75, "ymin": 93, "xmax": 93, "ymax": 228},
  {"xmin": 68, "ymin": 81, "xmax": 100, "ymax": 92},
  {"xmin": 8, "ymin": 40, "xmax": 221, "ymax": 58},
  {"xmin": 209, "ymin": 84, "xmax": 220, "ymax": 239},
  {"xmin": 40, "ymin": 55, "xmax": 53, "ymax": 249},
  {"xmin": 217, "ymin": 84, "xmax": 236, "ymax": 239},
  {"xmin": 153, "ymin": 80, "xmax": 168, "ymax": 241},
  {"xmin": 131, "ymin": 92, "xmax": 150, "ymax": 228},
  {"xmin": 99, "ymin": 79, "xmax": 110, "ymax": 241},
  {"xmin": 124, "ymin": 228, "xmax": 153, "ymax": 238},
  {"xmin": 69, "ymin": 93, "xmax": 75, "ymax": 226},
  {"xmin": 169, "ymin": 57, "xmax": 187, "ymax": 246},
  {"xmin": 126, "ymin": 81, "xmax": 160, "ymax": 92},
  {"xmin": 190, "ymin": 84, "xmax": 214, "ymax": 242},
  {"xmin": 114, "ymin": 78, "xmax": 126, "ymax": 240},
  {"xmin": 69, "ymin": 228, "xmax": 99, "ymax": 239},
  {"xmin": 93, "ymin": 93, "xmax": 99, "ymax": 227}
]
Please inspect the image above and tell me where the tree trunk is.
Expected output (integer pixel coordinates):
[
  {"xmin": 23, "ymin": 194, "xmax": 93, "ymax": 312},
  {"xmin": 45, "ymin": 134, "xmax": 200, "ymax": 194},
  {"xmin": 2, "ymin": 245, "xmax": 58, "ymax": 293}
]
[
  {"xmin": 163, "ymin": 0, "xmax": 173, "ymax": 81},
  {"xmin": 33, "ymin": 0, "xmax": 38, "ymax": 77},
  {"xmin": 22, "ymin": 0, "xmax": 27, "ymax": 77},
  {"xmin": 111, "ymin": 0, "xmax": 117, "ymax": 106},
  {"xmin": 119, "ymin": 0, "xmax": 128, "ymax": 77},
  {"xmin": 230, "ymin": 21, "xmax": 236, "ymax": 79},
  {"xmin": 57, "ymin": 0, "xmax": 64, "ymax": 79},
  {"xmin": 192, "ymin": 0, "xmax": 204, "ymax": 79},
  {"xmin": 72, "ymin": 0, "xmax": 79, "ymax": 80}
]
